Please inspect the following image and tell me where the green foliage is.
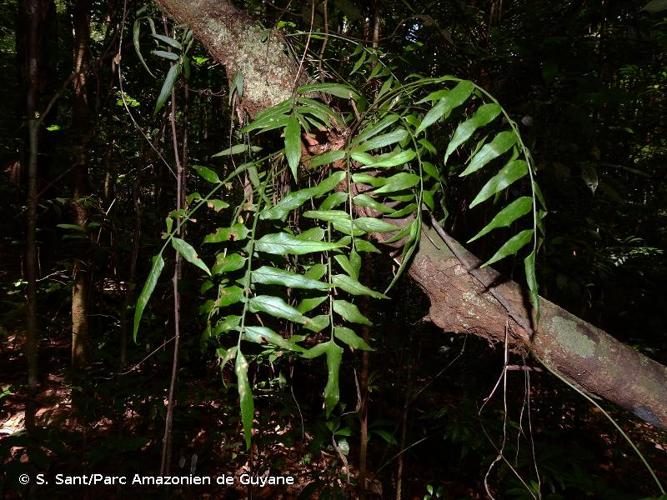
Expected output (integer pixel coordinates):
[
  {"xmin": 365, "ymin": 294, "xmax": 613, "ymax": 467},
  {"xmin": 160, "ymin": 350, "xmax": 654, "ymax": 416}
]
[
  {"xmin": 134, "ymin": 55, "xmax": 546, "ymax": 448},
  {"xmin": 133, "ymin": 254, "xmax": 164, "ymax": 342}
]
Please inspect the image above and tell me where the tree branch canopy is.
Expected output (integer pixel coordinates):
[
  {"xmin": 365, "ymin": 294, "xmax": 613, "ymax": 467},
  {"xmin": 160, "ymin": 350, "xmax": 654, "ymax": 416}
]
[
  {"xmin": 155, "ymin": 0, "xmax": 667, "ymax": 430},
  {"xmin": 154, "ymin": 0, "xmax": 302, "ymax": 116}
]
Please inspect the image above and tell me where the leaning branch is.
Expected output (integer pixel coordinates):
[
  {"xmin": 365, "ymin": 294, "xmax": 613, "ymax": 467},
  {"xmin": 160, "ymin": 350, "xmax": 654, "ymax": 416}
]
[{"xmin": 154, "ymin": 0, "xmax": 667, "ymax": 431}]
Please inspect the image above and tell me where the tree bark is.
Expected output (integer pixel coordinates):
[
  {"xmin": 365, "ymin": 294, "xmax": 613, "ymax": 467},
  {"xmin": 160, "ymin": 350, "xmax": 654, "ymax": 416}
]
[
  {"xmin": 154, "ymin": 0, "xmax": 303, "ymax": 116},
  {"xmin": 412, "ymin": 226, "xmax": 667, "ymax": 429},
  {"xmin": 70, "ymin": 0, "xmax": 91, "ymax": 369},
  {"xmin": 154, "ymin": 0, "xmax": 667, "ymax": 431},
  {"xmin": 22, "ymin": 0, "xmax": 45, "ymax": 431}
]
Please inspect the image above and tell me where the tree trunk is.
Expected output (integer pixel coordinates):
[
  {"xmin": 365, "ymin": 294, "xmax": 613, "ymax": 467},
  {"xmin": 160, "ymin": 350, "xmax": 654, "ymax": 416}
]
[
  {"xmin": 154, "ymin": 0, "xmax": 303, "ymax": 116},
  {"xmin": 412, "ymin": 226, "xmax": 667, "ymax": 429},
  {"xmin": 22, "ymin": 0, "xmax": 44, "ymax": 431},
  {"xmin": 70, "ymin": 0, "xmax": 91, "ymax": 369},
  {"xmin": 154, "ymin": 0, "xmax": 667, "ymax": 431}
]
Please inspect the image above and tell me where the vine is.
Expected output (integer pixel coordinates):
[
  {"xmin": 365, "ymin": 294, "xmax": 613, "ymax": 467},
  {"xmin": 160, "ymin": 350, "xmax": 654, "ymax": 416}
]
[{"xmin": 133, "ymin": 45, "xmax": 547, "ymax": 448}]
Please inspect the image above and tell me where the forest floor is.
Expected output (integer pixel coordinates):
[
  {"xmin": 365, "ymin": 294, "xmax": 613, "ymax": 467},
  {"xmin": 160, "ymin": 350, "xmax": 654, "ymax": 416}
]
[{"xmin": 1, "ymin": 325, "xmax": 667, "ymax": 499}]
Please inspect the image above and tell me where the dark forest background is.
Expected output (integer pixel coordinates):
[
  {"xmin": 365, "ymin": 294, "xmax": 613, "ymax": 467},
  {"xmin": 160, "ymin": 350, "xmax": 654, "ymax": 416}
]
[{"xmin": 0, "ymin": 0, "xmax": 666, "ymax": 498}]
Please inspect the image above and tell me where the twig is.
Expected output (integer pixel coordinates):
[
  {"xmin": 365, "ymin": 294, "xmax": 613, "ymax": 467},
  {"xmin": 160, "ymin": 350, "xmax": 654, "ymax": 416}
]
[
  {"xmin": 118, "ymin": 335, "xmax": 176, "ymax": 375},
  {"xmin": 160, "ymin": 18, "xmax": 185, "ymax": 476}
]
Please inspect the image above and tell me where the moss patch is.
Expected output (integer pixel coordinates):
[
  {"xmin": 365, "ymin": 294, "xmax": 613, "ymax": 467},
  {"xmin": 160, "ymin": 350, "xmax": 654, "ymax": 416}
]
[{"xmin": 550, "ymin": 315, "xmax": 596, "ymax": 358}]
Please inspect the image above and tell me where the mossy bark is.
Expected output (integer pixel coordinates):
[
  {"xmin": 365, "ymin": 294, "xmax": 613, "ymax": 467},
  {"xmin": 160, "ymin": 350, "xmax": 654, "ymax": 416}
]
[
  {"xmin": 156, "ymin": 0, "xmax": 667, "ymax": 430},
  {"xmin": 154, "ymin": 0, "xmax": 303, "ymax": 116},
  {"xmin": 412, "ymin": 226, "xmax": 667, "ymax": 429}
]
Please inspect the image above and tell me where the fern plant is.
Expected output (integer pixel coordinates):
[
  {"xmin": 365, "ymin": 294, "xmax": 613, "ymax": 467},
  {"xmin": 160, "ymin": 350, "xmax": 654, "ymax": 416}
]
[{"xmin": 133, "ymin": 50, "xmax": 546, "ymax": 448}]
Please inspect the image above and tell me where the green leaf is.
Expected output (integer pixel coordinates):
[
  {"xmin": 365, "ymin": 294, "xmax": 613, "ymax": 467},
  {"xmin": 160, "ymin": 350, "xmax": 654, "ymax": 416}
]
[
  {"xmin": 154, "ymin": 63, "xmax": 180, "ymax": 115},
  {"xmin": 255, "ymin": 232, "xmax": 344, "ymax": 255},
  {"xmin": 357, "ymin": 128, "xmax": 408, "ymax": 152},
  {"xmin": 350, "ymin": 251, "xmax": 361, "ymax": 276},
  {"xmin": 133, "ymin": 254, "xmax": 164, "ymax": 342},
  {"xmin": 483, "ymin": 229, "xmax": 534, "ymax": 267},
  {"xmin": 469, "ymin": 160, "xmax": 528, "ymax": 208},
  {"xmin": 193, "ymin": 165, "xmax": 220, "ymax": 184},
  {"xmin": 468, "ymin": 197, "xmax": 532, "ymax": 242},
  {"xmin": 304, "ymin": 263, "xmax": 327, "ymax": 280},
  {"xmin": 217, "ymin": 286, "xmax": 244, "ymax": 308},
  {"xmin": 351, "ymin": 50, "xmax": 367, "ymax": 74},
  {"xmin": 152, "ymin": 33, "xmax": 182, "ymax": 50},
  {"xmin": 230, "ymin": 71, "xmax": 244, "ymax": 101},
  {"xmin": 182, "ymin": 54, "xmax": 191, "ymax": 81},
  {"xmin": 348, "ymin": 151, "xmax": 373, "ymax": 166},
  {"xmin": 242, "ymin": 113, "xmax": 289, "ymax": 135},
  {"xmin": 151, "ymin": 50, "xmax": 179, "ymax": 61},
  {"xmin": 252, "ymin": 266, "xmax": 329, "ymax": 290},
  {"xmin": 332, "ymin": 274, "xmax": 387, "ymax": 299},
  {"xmin": 217, "ymin": 345, "xmax": 238, "ymax": 373},
  {"xmin": 416, "ymin": 80, "xmax": 474, "ymax": 135},
  {"xmin": 323, "ymin": 342, "xmax": 344, "ymax": 416},
  {"xmin": 235, "ymin": 351, "xmax": 254, "ymax": 449},
  {"xmin": 56, "ymin": 223, "xmax": 85, "ymax": 232},
  {"xmin": 186, "ymin": 192, "xmax": 202, "ymax": 204},
  {"xmin": 422, "ymin": 188, "xmax": 436, "ymax": 210},
  {"xmin": 261, "ymin": 171, "xmax": 345, "ymax": 221},
  {"xmin": 334, "ymin": 254, "xmax": 360, "ymax": 279},
  {"xmin": 354, "ymin": 217, "xmax": 399, "ymax": 233},
  {"xmin": 643, "ymin": 0, "xmax": 667, "ymax": 12},
  {"xmin": 416, "ymin": 98, "xmax": 448, "ymax": 135},
  {"xmin": 243, "ymin": 326, "xmax": 301, "ymax": 351},
  {"xmin": 351, "ymin": 173, "xmax": 387, "ymax": 187},
  {"xmin": 296, "ymin": 227, "xmax": 325, "ymax": 241},
  {"xmin": 355, "ymin": 239, "xmax": 381, "ymax": 253},
  {"xmin": 301, "ymin": 342, "xmax": 329, "ymax": 359},
  {"xmin": 333, "ymin": 300, "xmax": 372, "ymax": 325},
  {"xmin": 354, "ymin": 114, "xmax": 400, "ymax": 144},
  {"xmin": 386, "ymin": 203, "xmax": 417, "ymax": 218},
  {"xmin": 212, "ymin": 144, "xmax": 262, "ymax": 157},
  {"xmin": 261, "ymin": 190, "xmax": 313, "ymax": 221},
  {"xmin": 524, "ymin": 251, "xmax": 539, "ymax": 315},
  {"xmin": 297, "ymin": 296, "xmax": 327, "ymax": 314},
  {"xmin": 352, "ymin": 194, "xmax": 393, "ymax": 214},
  {"xmin": 418, "ymin": 138, "xmax": 437, "ymax": 155},
  {"xmin": 371, "ymin": 429, "xmax": 397, "ymax": 445},
  {"xmin": 298, "ymin": 97, "xmax": 337, "ymax": 125},
  {"xmin": 308, "ymin": 150, "xmax": 346, "ymax": 168},
  {"xmin": 285, "ymin": 115, "xmax": 302, "ymax": 180},
  {"xmin": 303, "ymin": 210, "xmax": 350, "ymax": 224},
  {"xmin": 212, "ymin": 253, "xmax": 246, "ymax": 275},
  {"xmin": 298, "ymin": 82, "xmax": 360, "ymax": 100},
  {"xmin": 445, "ymin": 103, "xmax": 501, "ymax": 164},
  {"xmin": 333, "ymin": 220, "xmax": 365, "ymax": 236},
  {"xmin": 335, "ymin": 326, "xmax": 372, "ymax": 351},
  {"xmin": 241, "ymin": 100, "xmax": 291, "ymax": 133},
  {"xmin": 206, "ymin": 199, "xmax": 229, "ymax": 212},
  {"xmin": 304, "ymin": 314, "xmax": 330, "ymax": 333},
  {"xmin": 213, "ymin": 315, "xmax": 241, "ymax": 335},
  {"xmin": 199, "ymin": 299, "xmax": 216, "ymax": 315},
  {"xmin": 320, "ymin": 191, "xmax": 348, "ymax": 210},
  {"xmin": 363, "ymin": 149, "xmax": 416, "ymax": 168},
  {"xmin": 422, "ymin": 161, "xmax": 440, "ymax": 180},
  {"xmin": 248, "ymin": 295, "xmax": 308, "ymax": 323},
  {"xmin": 459, "ymin": 131, "xmax": 516, "ymax": 177},
  {"xmin": 416, "ymin": 88, "xmax": 449, "ymax": 104},
  {"xmin": 374, "ymin": 172, "xmax": 420, "ymax": 194},
  {"xmin": 172, "ymin": 238, "xmax": 210, "ymax": 275},
  {"xmin": 200, "ymin": 279, "xmax": 213, "ymax": 294},
  {"xmin": 204, "ymin": 224, "xmax": 250, "ymax": 243},
  {"xmin": 133, "ymin": 19, "xmax": 155, "ymax": 77}
]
